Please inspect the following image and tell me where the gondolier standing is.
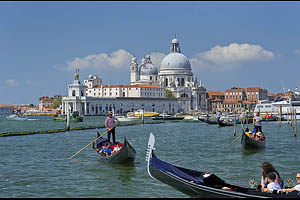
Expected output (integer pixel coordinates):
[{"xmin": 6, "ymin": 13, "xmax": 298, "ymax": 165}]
[
  {"xmin": 105, "ymin": 111, "xmax": 120, "ymax": 145},
  {"xmin": 254, "ymin": 112, "xmax": 263, "ymax": 133}
]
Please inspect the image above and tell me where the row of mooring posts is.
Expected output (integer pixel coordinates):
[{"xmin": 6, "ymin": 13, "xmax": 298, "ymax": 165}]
[{"xmin": 277, "ymin": 104, "xmax": 297, "ymax": 137}]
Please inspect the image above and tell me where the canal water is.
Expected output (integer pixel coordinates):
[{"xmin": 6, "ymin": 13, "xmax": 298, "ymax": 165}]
[{"xmin": 0, "ymin": 115, "xmax": 299, "ymax": 197}]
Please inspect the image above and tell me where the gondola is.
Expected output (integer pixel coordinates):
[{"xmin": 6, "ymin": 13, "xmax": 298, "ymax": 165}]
[
  {"xmin": 241, "ymin": 132, "xmax": 266, "ymax": 149},
  {"xmin": 217, "ymin": 119, "xmax": 234, "ymax": 127},
  {"xmin": 205, "ymin": 119, "xmax": 218, "ymax": 124},
  {"xmin": 145, "ymin": 133, "xmax": 299, "ymax": 198},
  {"xmin": 151, "ymin": 116, "xmax": 184, "ymax": 120},
  {"xmin": 92, "ymin": 133, "xmax": 136, "ymax": 164}
]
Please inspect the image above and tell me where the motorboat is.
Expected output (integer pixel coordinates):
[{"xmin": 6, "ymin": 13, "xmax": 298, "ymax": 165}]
[
  {"xmin": 6, "ymin": 114, "xmax": 28, "ymax": 121},
  {"xmin": 127, "ymin": 109, "xmax": 160, "ymax": 117}
]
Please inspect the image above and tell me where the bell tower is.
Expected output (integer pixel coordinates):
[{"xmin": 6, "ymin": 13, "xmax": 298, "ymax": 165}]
[{"xmin": 130, "ymin": 55, "xmax": 139, "ymax": 85}]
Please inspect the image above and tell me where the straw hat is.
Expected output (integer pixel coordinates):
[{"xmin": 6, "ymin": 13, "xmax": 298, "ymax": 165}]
[{"xmin": 256, "ymin": 132, "xmax": 262, "ymax": 137}]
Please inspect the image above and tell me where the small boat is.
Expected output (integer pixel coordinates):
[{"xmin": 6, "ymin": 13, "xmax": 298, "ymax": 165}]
[
  {"xmin": 241, "ymin": 131, "xmax": 266, "ymax": 149},
  {"xmin": 127, "ymin": 109, "xmax": 160, "ymax": 117},
  {"xmin": 146, "ymin": 133, "xmax": 299, "ymax": 198},
  {"xmin": 151, "ymin": 115, "xmax": 184, "ymax": 120},
  {"xmin": 23, "ymin": 110, "xmax": 56, "ymax": 116},
  {"xmin": 54, "ymin": 111, "xmax": 83, "ymax": 122},
  {"xmin": 116, "ymin": 115, "xmax": 140, "ymax": 122},
  {"xmin": 6, "ymin": 114, "xmax": 28, "ymax": 121},
  {"xmin": 217, "ymin": 119, "xmax": 234, "ymax": 127},
  {"xmin": 205, "ymin": 119, "xmax": 218, "ymax": 124},
  {"xmin": 92, "ymin": 133, "xmax": 136, "ymax": 164}
]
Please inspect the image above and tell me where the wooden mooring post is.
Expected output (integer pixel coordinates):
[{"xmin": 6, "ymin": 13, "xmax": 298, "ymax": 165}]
[
  {"xmin": 294, "ymin": 109, "xmax": 297, "ymax": 137},
  {"xmin": 66, "ymin": 109, "xmax": 70, "ymax": 131},
  {"xmin": 233, "ymin": 112, "xmax": 237, "ymax": 136},
  {"xmin": 278, "ymin": 105, "xmax": 282, "ymax": 127}
]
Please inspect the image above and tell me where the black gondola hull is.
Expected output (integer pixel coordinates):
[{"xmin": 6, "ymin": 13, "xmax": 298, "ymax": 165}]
[
  {"xmin": 241, "ymin": 133, "xmax": 266, "ymax": 149},
  {"xmin": 94, "ymin": 137, "xmax": 136, "ymax": 164},
  {"xmin": 146, "ymin": 133, "xmax": 299, "ymax": 198}
]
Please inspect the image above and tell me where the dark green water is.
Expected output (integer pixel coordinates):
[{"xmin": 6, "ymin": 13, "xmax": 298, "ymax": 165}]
[{"xmin": 0, "ymin": 115, "xmax": 299, "ymax": 198}]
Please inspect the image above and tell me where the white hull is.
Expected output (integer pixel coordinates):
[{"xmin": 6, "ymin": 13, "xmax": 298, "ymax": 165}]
[{"xmin": 6, "ymin": 114, "xmax": 28, "ymax": 121}]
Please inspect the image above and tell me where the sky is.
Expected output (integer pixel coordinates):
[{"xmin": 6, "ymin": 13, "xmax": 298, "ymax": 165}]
[{"xmin": 1, "ymin": 1, "xmax": 300, "ymax": 105}]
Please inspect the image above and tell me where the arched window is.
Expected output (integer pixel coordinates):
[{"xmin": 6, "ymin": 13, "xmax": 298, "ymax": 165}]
[{"xmin": 72, "ymin": 90, "xmax": 76, "ymax": 96}]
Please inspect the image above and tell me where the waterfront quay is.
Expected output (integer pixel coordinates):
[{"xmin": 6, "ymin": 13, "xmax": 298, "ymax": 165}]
[{"xmin": 0, "ymin": 114, "xmax": 299, "ymax": 198}]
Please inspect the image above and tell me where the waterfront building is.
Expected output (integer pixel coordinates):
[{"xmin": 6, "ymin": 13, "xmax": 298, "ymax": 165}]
[
  {"xmin": 205, "ymin": 91, "xmax": 225, "ymax": 112},
  {"xmin": 61, "ymin": 70, "xmax": 179, "ymax": 116},
  {"xmin": 0, "ymin": 104, "xmax": 14, "ymax": 115},
  {"xmin": 221, "ymin": 86, "xmax": 268, "ymax": 113},
  {"xmin": 130, "ymin": 35, "xmax": 207, "ymax": 112}
]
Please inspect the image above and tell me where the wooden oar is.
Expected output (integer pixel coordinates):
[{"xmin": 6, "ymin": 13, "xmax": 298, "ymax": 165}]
[
  {"xmin": 68, "ymin": 126, "xmax": 115, "ymax": 160},
  {"xmin": 231, "ymin": 133, "xmax": 243, "ymax": 144}
]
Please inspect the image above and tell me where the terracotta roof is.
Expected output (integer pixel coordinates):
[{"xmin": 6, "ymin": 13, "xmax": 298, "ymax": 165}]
[
  {"xmin": 206, "ymin": 91, "xmax": 224, "ymax": 96},
  {"xmin": 0, "ymin": 104, "xmax": 14, "ymax": 107}
]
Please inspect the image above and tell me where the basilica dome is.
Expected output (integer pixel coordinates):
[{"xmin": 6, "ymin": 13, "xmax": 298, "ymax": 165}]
[
  {"xmin": 160, "ymin": 52, "xmax": 191, "ymax": 70},
  {"xmin": 140, "ymin": 63, "xmax": 158, "ymax": 75}
]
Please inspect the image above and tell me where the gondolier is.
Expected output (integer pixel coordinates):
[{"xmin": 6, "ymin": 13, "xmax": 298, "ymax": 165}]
[
  {"xmin": 253, "ymin": 112, "xmax": 263, "ymax": 133},
  {"xmin": 105, "ymin": 111, "xmax": 120, "ymax": 145}
]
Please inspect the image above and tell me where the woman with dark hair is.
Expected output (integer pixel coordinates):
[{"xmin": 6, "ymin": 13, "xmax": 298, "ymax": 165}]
[{"xmin": 261, "ymin": 162, "xmax": 284, "ymax": 189}]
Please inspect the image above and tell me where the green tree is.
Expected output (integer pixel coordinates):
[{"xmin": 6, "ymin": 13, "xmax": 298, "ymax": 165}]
[
  {"xmin": 166, "ymin": 89, "xmax": 176, "ymax": 99},
  {"xmin": 51, "ymin": 96, "xmax": 62, "ymax": 109}
]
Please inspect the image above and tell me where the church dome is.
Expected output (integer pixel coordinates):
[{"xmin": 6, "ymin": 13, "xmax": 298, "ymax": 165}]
[
  {"xmin": 160, "ymin": 53, "xmax": 191, "ymax": 70},
  {"xmin": 140, "ymin": 63, "xmax": 158, "ymax": 75}
]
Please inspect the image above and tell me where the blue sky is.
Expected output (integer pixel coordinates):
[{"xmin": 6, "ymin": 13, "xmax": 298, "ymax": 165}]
[{"xmin": 1, "ymin": 1, "xmax": 300, "ymax": 105}]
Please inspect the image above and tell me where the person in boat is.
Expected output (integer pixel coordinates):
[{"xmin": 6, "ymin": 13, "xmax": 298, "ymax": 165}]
[
  {"xmin": 260, "ymin": 162, "xmax": 284, "ymax": 190},
  {"xmin": 254, "ymin": 112, "xmax": 263, "ymax": 133},
  {"xmin": 244, "ymin": 128, "xmax": 251, "ymax": 137},
  {"xmin": 255, "ymin": 132, "xmax": 265, "ymax": 141},
  {"xmin": 262, "ymin": 172, "xmax": 282, "ymax": 193},
  {"xmin": 282, "ymin": 172, "xmax": 300, "ymax": 192},
  {"xmin": 103, "ymin": 142, "xmax": 113, "ymax": 156},
  {"xmin": 111, "ymin": 142, "xmax": 121, "ymax": 155},
  {"xmin": 105, "ymin": 111, "xmax": 120, "ymax": 145}
]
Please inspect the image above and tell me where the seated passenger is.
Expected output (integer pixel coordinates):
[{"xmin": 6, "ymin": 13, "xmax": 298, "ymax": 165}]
[
  {"xmin": 111, "ymin": 142, "xmax": 121, "ymax": 155},
  {"xmin": 103, "ymin": 142, "xmax": 112, "ymax": 156},
  {"xmin": 262, "ymin": 172, "xmax": 282, "ymax": 193},
  {"xmin": 244, "ymin": 128, "xmax": 250, "ymax": 137},
  {"xmin": 256, "ymin": 132, "xmax": 265, "ymax": 141},
  {"xmin": 282, "ymin": 172, "xmax": 300, "ymax": 192}
]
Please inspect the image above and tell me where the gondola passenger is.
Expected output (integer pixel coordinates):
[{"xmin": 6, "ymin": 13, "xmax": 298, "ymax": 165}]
[
  {"xmin": 103, "ymin": 142, "xmax": 113, "ymax": 156},
  {"xmin": 111, "ymin": 142, "xmax": 121, "ymax": 155},
  {"xmin": 262, "ymin": 172, "xmax": 282, "ymax": 193},
  {"xmin": 260, "ymin": 162, "xmax": 284, "ymax": 190},
  {"xmin": 282, "ymin": 172, "xmax": 300, "ymax": 192}
]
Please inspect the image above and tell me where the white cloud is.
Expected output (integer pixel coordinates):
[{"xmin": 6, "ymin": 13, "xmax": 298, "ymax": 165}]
[
  {"xmin": 293, "ymin": 49, "xmax": 300, "ymax": 55},
  {"xmin": 200, "ymin": 43, "xmax": 275, "ymax": 64},
  {"xmin": 25, "ymin": 80, "xmax": 39, "ymax": 87},
  {"xmin": 149, "ymin": 52, "xmax": 166, "ymax": 68},
  {"xmin": 5, "ymin": 79, "xmax": 19, "ymax": 87},
  {"xmin": 189, "ymin": 43, "xmax": 275, "ymax": 72},
  {"xmin": 67, "ymin": 49, "xmax": 133, "ymax": 72}
]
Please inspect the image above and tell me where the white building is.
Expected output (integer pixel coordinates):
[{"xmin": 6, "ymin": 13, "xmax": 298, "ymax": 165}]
[
  {"xmin": 130, "ymin": 35, "xmax": 207, "ymax": 112},
  {"xmin": 61, "ymin": 71, "xmax": 179, "ymax": 115}
]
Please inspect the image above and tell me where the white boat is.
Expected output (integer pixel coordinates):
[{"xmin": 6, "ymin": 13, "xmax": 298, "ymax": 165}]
[
  {"xmin": 183, "ymin": 115, "xmax": 199, "ymax": 121},
  {"xmin": 23, "ymin": 110, "xmax": 56, "ymax": 116},
  {"xmin": 254, "ymin": 98, "xmax": 300, "ymax": 120},
  {"xmin": 127, "ymin": 109, "xmax": 160, "ymax": 117},
  {"xmin": 116, "ymin": 115, "xmax": 140, "ymax": 122},
  {"xmin": 6, "ymin": 114, "xmax": 28, "ymax": 121}
]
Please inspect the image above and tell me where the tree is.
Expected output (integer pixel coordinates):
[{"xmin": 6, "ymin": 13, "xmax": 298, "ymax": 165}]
[
  {"xmin": 51, "ymin": 96, "xmax": 62, "ymax": 109},
  {"xmin": 166, "ymin": 89, "xmax": 176, "ymax": 99}
]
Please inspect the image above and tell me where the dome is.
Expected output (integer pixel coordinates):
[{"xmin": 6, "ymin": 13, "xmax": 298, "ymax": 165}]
[
  {"xmin": 160, "ymin": 53, "xmax": 191, "ymax": 70},
  {"xmin": 132, "ymin": 56, "xmax": 137, "ymax": 63},
  {"xmin": 140, "ymin": 63, "xmax": 158, "ymax": 75},
  {"xmin": 172, "ymin": 38, "xmax": 179, "ymax": 43}
]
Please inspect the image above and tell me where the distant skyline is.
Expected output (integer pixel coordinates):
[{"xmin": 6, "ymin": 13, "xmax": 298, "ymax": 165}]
[{"xmin": 1, "ymin": 1, "xmax": 300, "ymax": 105}]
